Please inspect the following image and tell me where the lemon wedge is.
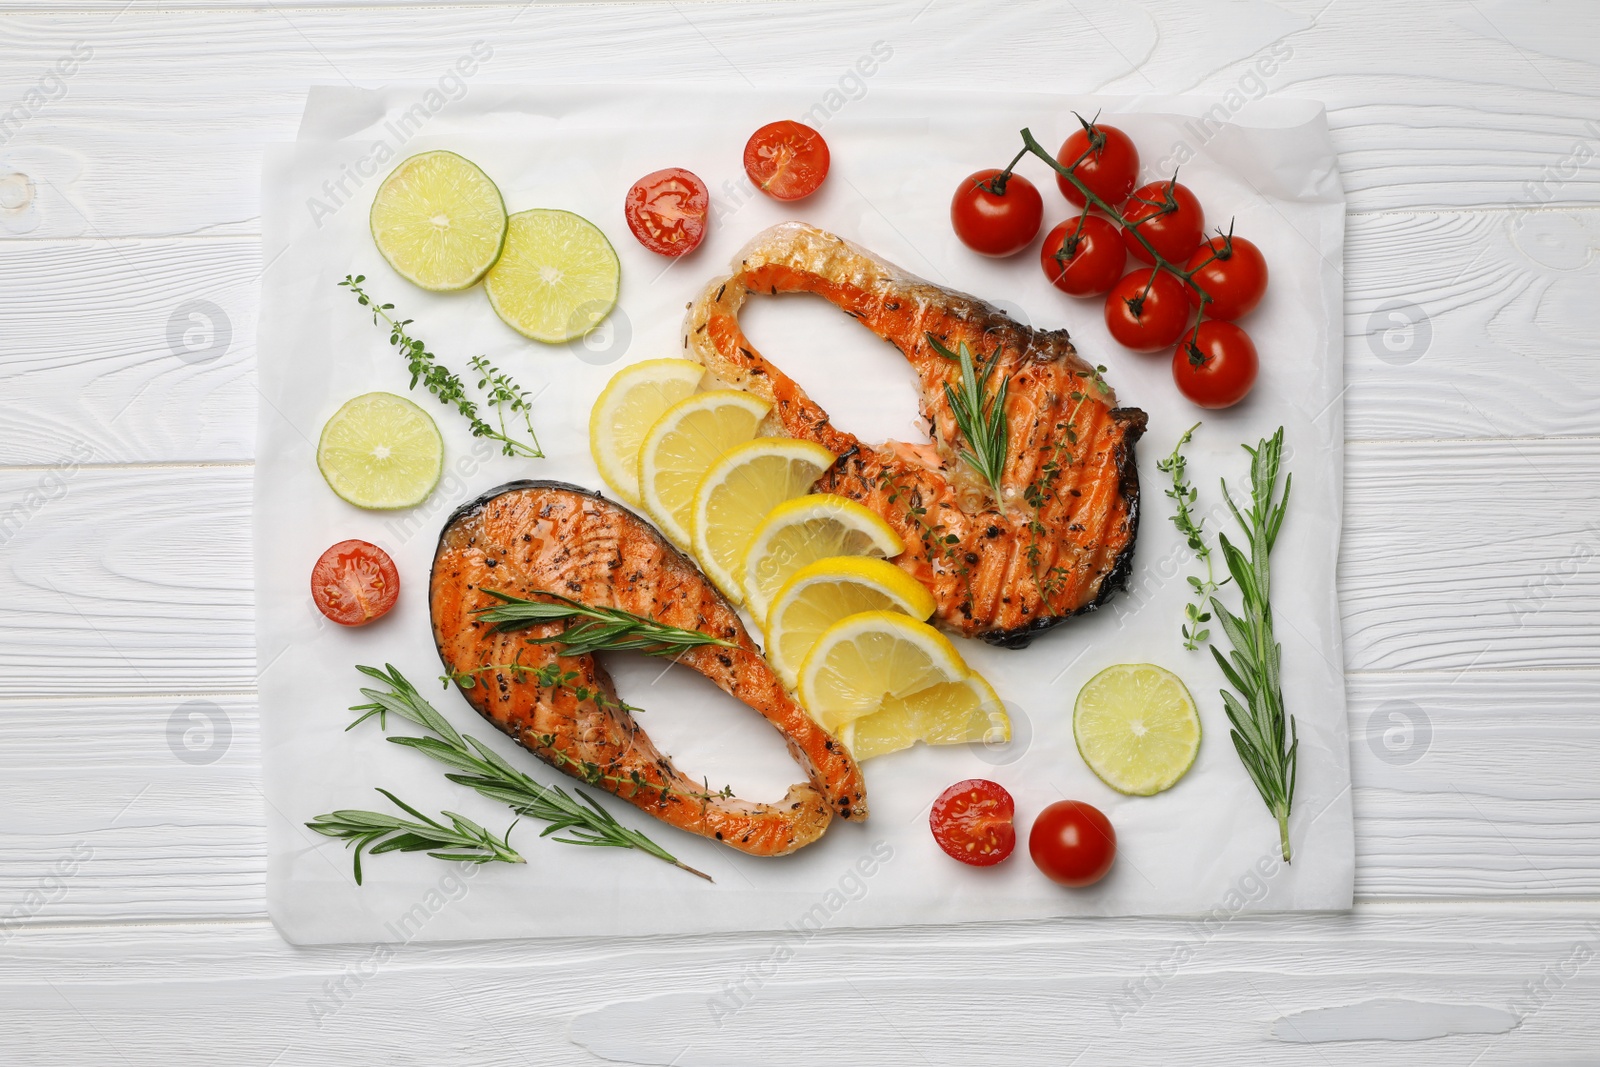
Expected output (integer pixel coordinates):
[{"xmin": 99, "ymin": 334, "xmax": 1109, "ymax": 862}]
[
  {"xmin": 763, "ymin": 556, "xmax": 936, "ymax": 690},
  {"xmin": 369, "ymin": 151, "xmax": 507, "ymax": 291},
  {"xmin": 484, "ymin": 208, "xmax": 620, "ymax": 343},
  {"xmin": 638, "ymin": 390, "xmax": 770, "ymax": 547},
  {"xmin": 1074, "ymin": 663, "xmax": 1201, "ymax": 795},
  {"xmin": 316, "ymin": 392, "xmax": 443, "ymax": 509},
  {"xmin": 740, "ymin": 494, "xmax": 903, "ymax": 623},
  {"xmin": 690, "ymin": 438, "xmax": 836, "ymax": 602},
  {"xmin": 590, "ymin": 359, "xmax": 705, "ymax": 505}
]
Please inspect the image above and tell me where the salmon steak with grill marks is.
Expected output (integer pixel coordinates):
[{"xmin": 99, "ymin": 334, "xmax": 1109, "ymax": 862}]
[
  {"xmin": 684, "ymin": 221, "xmax": 1147, "ymax": 648},
  {"xmin": 431, "ymin": 480, "xmax": 867, "ymax": 858}
]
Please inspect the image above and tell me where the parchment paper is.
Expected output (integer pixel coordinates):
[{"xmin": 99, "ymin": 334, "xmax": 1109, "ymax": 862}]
[{"xmin": 259, "ymin": 86, "xmax": 1351, "ymax": 944}]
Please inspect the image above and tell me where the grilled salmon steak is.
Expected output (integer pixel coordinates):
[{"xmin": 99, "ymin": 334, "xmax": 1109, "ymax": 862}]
[
  {"xmin": 685, "ymin": 222, "xmax": 1147, "ymax": 648},
  {"xmin": 430, "ymin": 480, "xmax": 867, "ymax": 858}
]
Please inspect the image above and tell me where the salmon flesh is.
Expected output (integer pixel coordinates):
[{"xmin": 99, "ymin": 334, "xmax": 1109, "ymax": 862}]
[
  {"xmin": 430, "ymin": 480, "xmax": 868, "ymax": 858},
  {"xmin": 684, "ymin": 221, "xmax": 1147, "ymax": 648}
]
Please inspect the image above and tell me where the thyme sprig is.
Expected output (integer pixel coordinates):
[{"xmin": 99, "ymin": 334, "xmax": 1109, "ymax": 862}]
[
  {"xmin": 1156, "ymin": 423, "xmax": 1227, "ymax": 650},
  {"xmin": 1208, "ymin": 429, "xmax": 1298, "ymax": 862},
  {"xmin": 347, "ymin": 664, "xmax": 712, "ymax": 881},
  {"xmin": 474, "ymin": 589, "xmax": 736, "ymax": 658},
  {"xmin": 339, "ymin": 275, "xmax": 543, "ymax": 459},
  {"xmin": 306, "ymin": 788, "xmax": 523, "ymax": 886},
  {"xmin": 927, "ymin": 333, "xmax": 1009, "ymax": 500}
]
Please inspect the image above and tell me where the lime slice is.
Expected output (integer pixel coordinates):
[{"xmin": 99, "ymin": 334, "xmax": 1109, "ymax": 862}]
[
  {"xmin": 369, "ymin": 151, "xmax": 507, "ymax": 291},
  {"xmin": 1074, "ymin": 663, "xmax": 1201, "ymax": 795},
  {"xmin": 484, "ymin": 209, "xmax": 620, "ymax": 343},
  {"xmin": 317, "ymin": 392, "xmax": 443, "ymax": 509}
]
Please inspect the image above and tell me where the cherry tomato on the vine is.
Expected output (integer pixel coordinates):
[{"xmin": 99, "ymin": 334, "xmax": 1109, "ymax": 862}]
[
  {"xmin": 1121, "ymin": 180, "xmax": 1204, "ymax": 265},
  {"xmin": 1172, "ymin": 320, "xmax": 1259, "ymax": 408},
  {"xmin": 1184, "ymin": 234, "xmax": 1268, "ymax": 320},
  {"xmin": 1104, "ymin": 268, "xmax": 1190, "ymax": 352},
  {"xmin": 743, "ymin": 120, "xmax": 830, "ymax": 201},
  {"xmin": 1029, "ymin": 800, "xmax": 1116, "ymax": 887},
  {"xmin": 623, "ymin": 168, "xmax": 709, "ymax": 258},
  {"xmin": 1040, "ymin": 214, "xmax": 1125, "ymax": 297},
  {"xmin": 311, "ymin": 539, "xmax": 400, "ymax": 627},
  {"xmin": 951, "ymin": 169, "xmax": 1043, "ymax": 257},
  {"xmin": 1054, "ymin": 120, "xmax": 1140, "ymax": 209},
  {"xmin": 930, "ymin": 779, "xmax": 1016, "ymax": 867}
]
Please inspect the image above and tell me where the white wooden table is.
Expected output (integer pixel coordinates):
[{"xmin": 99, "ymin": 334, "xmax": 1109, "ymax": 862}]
[{"xmin": 3, "ymin": 1, "xmax": 1598, "ymax": 1062}]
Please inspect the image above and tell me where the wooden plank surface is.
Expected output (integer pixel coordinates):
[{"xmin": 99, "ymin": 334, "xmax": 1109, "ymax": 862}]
[{"xmin": 3, "ymin": 0, "xmax": 1600, "ymax": 1061}]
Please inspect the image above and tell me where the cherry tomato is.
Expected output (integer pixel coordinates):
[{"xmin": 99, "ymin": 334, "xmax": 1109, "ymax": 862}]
[
  {"xmin": 311, "ymin": 539, "xmax": 400, "ymax": 626},
  {"xmin": 1029, "ymin": 800, "xmax": 1116, "ymax": 887},
  {"xmin": 743, "ymin": 120, "xmax": 830, "ymax": 201},
  {"xmin": 1121, "ymin": 180, "xmax": 1204, "ymax": 265},
  {"xmin": 930, "ymin": 779, "xmax": 1016, "ymax": 867},
  {"xmin": 1184, "ymin": 235, "xmax": 1268, "ymax": 320},
  {"xmin": 623, "ymin": 168, "xmax": 709, "ymax": 258},
  {"xmin": 1172, "ymin": 320, "xmax": 1259, "ymax": 408},
  {"xmin": 1054, "ymin": 120, "xmax": 1139, "ymax": 209},
  {"xmin": 1104, "ymin": 268, "xmax": 1190, "ymax": 352},
  {"xmin": 951, "ymin": 169, "xmax": 1044, "ymax": 257},
  {"xmin": 1040, "ymin": 214, "xmax": 1125, "ymax": 297}
]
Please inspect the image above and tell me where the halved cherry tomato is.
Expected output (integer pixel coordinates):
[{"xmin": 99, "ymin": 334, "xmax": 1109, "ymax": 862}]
[
  {"xmin": 930, "ymin": 779, "xmax": 1016, "ymax": 867},
  {"xmin": 1054, "ymin": 120, "xmax": 1139, "ymax": 209},
  {"xmin": 1041, "ymin": 214, "xmax": 1125, "ymax": 297},
  {"xmin": 1029, "ymin": 800, "xmax": 1116, "ymax": 887},
  {"xmin": 624, "ymin": 168, "xmax": 710, "ymax": 258},
  {"xmin": 1172, "ymin": 320, "xmax": 1259, "ymax": 408},
  {"xmin": 1104, "ymin": 268, "xmax": 1190, "ymax": 352},
  {"xmin": 1184, "ymin": 234, "xmax": 1268, "ymax": 320},
  {"xmin": 951, "ymin": 169, "xmax": 1043, "ymax": 257},
  {"xmin": 1121, "ymin": 180, "xmax": 1204, "ymax": 265},
  {"xmin": 743, "ymin": 121, "xmax": 830, "ymax": 201},
  {"xmin": 311, "ymin": 539, "xmax": 400, "ymax": 626}
]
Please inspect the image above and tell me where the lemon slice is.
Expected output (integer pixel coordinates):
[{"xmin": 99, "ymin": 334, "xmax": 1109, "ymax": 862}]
[
  {"xmin": 638, "ymin": 390, "xmax": 771, "ymax": 547},
  {"xmin": 839, "ymin": 674, "xmax": 1009, "ymax": 761},
  {"xmin": 317, "ymin": 392, "xmax": 443, "ymax": 509},
  {"xmin": 1074, "ymin": 663, "xmax": 1201, "ymax": 795},
  {"xmin": 797, "ymin": 611, "xmax": 968, "ymax": 732},
  {"xmin": 590, "ymin": 359, "xmax": 704, "ymax": 505},
  {"xmin": 484, "ymin": 209, "xmax": 620, "ymax": 343},
  {"xmin": 369, "ymin": 151, "xmax": 507, "ymax": 291},
  {"xmin": 740, "ymin": 494, "xmax": 904, "ymax": 623},
  {"xmin": 690, "ymin": 438, "xmax": 836, "ymax": 602},
  {"xmin": 764, "ymin": 556, "xmax": 936, "ymax": 690}
]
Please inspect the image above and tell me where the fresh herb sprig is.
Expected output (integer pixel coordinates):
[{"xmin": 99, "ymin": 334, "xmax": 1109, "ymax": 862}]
[
  {"xmin": 927, "ymin": 333, "xmax": 1009, "ymax": 500},
  {"xmin": 348, "ymin": 664, "xmax": 712, "ymax": 881},
  {"xmin": 1209, "ymin": 428, "xmax": 1298, "ymax": 862},
  {"xmin": 339, "ymin": 275, "xmax": 543, "ymax": 458},
  {"xmin": 306, "ymin": 788, "xmax": 523, "ymax": 886},
  {"xmin": 474, "ymin": 589, "xmax": 736, "ymax": 658},
  {"xmin": 1156, "ymin": 423, "xmax": 1227, "ymax": 650}
]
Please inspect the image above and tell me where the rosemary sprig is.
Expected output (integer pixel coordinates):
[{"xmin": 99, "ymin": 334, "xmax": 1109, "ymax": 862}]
[
  {"xmin": 349, "ymin": 664, "xmax": 712, "ymax": 881},
  {"xmin": 306, "ymin": 787, "xmax": 523, "ymax": 886},
  {"xmin": 1208, "ymin": 428, "xmax": 1298, "ymax": 862},
  {"xmin": 1156, "ymin": 423, "xmax": 1227, "ymax": 650},
  {"xmin": 927, "ymin": 333, "xmax": 1009, "ymax": 500},
  {"xmin": 474, "ymin": 589, "xmax": 736, "ymax": 658},
  {"xmin": 339, "ymin": 275, "xmax": 543, "ymax": 459}
]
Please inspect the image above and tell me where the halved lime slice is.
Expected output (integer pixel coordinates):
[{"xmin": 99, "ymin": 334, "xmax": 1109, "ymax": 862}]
[
  {"xmin": 317, "ymin": 392, "xmax": 443, "ymax": 509},
  {"xmin": 369, "ymin": 151, "xmax": 508, "ymax": 291},
  {"xmin": 484, "ymin": 209, "xmax": 620, "ymax": 343},
  {"xmin": 1074, "ymin": 663, "xmax": 1201, "ymax": 796}
]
